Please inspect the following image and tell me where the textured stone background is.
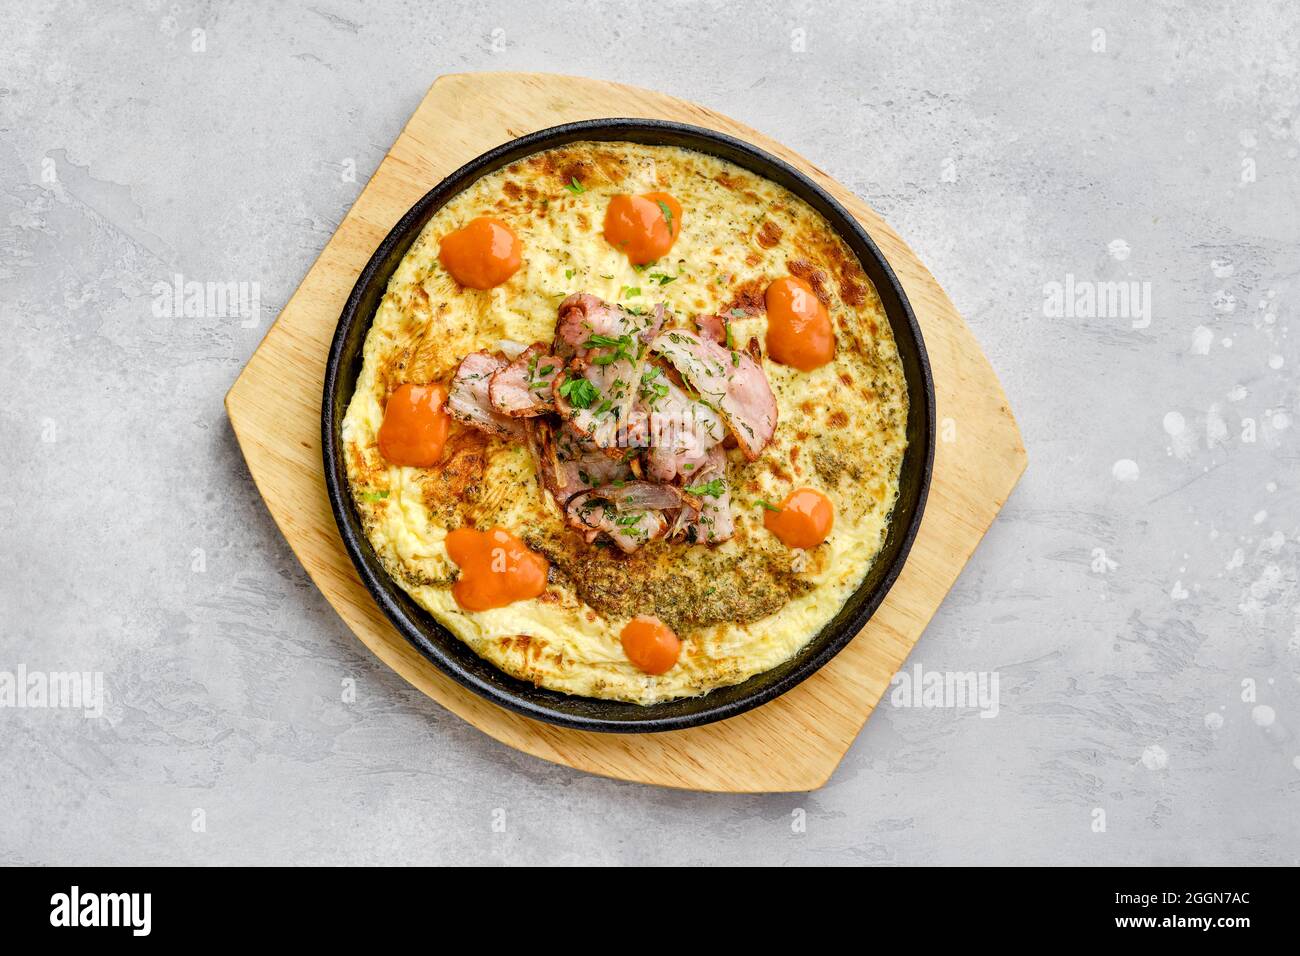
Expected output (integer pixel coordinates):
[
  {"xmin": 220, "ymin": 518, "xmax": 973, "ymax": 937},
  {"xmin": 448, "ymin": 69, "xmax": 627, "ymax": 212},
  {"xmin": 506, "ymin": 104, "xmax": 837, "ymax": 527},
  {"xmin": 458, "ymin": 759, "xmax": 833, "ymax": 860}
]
[{"xmin": 2, "ymin": 1, "xmax": 1297, "ymax": 865}]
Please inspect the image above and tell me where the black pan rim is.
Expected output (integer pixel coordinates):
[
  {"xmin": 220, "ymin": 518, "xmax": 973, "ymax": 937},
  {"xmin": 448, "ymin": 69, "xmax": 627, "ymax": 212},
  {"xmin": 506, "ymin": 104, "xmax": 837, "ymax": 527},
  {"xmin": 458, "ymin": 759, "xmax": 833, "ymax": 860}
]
[{"xmin": 322, "ymin": 117, "xmax": 936, "ymax": 733}]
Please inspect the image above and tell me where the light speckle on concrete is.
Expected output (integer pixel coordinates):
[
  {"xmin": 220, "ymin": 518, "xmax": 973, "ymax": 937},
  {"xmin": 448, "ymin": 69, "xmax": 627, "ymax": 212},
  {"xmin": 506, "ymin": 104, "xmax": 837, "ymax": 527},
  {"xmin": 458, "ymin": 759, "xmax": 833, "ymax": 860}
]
[{"xmin": 1, "ymin": 1, "xmax": 1297, "ymax": 865}]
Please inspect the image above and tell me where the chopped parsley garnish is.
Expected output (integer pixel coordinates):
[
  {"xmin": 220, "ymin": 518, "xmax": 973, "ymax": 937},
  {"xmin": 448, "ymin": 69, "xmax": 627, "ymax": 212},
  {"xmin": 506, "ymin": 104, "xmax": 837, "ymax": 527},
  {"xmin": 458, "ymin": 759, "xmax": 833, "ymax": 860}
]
[
  {"xmin": 565, "ymin": 268, "xmax": 575, "ymax": 279},
  {"xmin": 558, "ymin": 376, "xmax": 599, "ymax": 409},
  {"xmin": 755, "ymin": 499, "xmax": 781, "ymax": 512},
  {"xmin": 360, "ymin": 490, "xmax": 389, "ymax": 502},
  {"xmin": 649, "ymin": 273, "xmax": 678, "ymax": 285},
  {"xmin": 621, "ymin": 286, "xmax": 641, "ymax": 298},
  {"xmin": 583, "ymin": 332, "xmax": 636, "ymax": 366},
  {"xmin": 656, "ymin": 199, "xmax": 674, "ymax": 235},
  {"xmin": 730, "ymin": 308, "xmax": 746, "ymax": 319},
  {"xmin": 724, "ymin": 319, "xmax": 736, "ymax": 349},
  {"xmin": 565, "ymin": 178, "xmax": 585, "ymax": 194},
  {"xmin": 684, "ymin": 479, "xmax": 726, "ymax": 498},
  {"xmin": 530, "ymin": 358, "xmax": 556, "ymax": 390},
  {"xmin": 583, "ymin": 333, "xmax": 630, "ymax": 348},
  {"xmin": 639, "ymin": 366, "xmax": 669, "ymax": 406}
]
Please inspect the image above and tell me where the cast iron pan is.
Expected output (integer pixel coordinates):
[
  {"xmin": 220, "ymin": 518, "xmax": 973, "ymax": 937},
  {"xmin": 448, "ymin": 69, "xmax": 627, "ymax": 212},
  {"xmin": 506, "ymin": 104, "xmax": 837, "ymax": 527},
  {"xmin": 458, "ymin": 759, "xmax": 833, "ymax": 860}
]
[{"xmin": 323, "ymin": 118, "xmax": 934, "ymax": 733}]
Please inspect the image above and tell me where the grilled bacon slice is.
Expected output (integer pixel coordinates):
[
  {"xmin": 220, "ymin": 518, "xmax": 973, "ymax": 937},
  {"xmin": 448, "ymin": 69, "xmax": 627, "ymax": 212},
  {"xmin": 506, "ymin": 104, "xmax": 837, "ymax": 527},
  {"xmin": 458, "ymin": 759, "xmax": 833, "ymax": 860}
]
[
  {"xmin": 565, "ymin": 491, "xmax": 669, "ymax": 554},
  {"xmin": 673, "ymin": 445, "xmax": 734, "ymax": 544},
  {"xmin": 694, "ymin": 312, "xmax": 727, "ymax": 344},
  {"xmin": 488, "ymin": 344, "xmax": 561, "ymax": 417},
  {"xmin": 447, "ymin": 351, "xmax": 523, "ymax": 439},
  {"xmin": 527, "ymin": 420, "xmax": 633, "ymax": 510},
  {"xmin": 649, "ymin": 328, "xmax": 777, "ymax": 460},
  {"xmin": 554, "ymin": 294, "xmax": 664, "ymax": 358},
  {"xmin": 552, "ymin": 348, "xmax": 644, "ymax": 454},
  {"xmin": 588, "ymin": 480, "xmax": 700, "ymax": 513},
  {"xmin": 563, "ymin": 482, "xmax": 700, "ymax": 554},
  {"xmin": 637, "ymin": 360, "xmax": 727, "ymax": 483}
]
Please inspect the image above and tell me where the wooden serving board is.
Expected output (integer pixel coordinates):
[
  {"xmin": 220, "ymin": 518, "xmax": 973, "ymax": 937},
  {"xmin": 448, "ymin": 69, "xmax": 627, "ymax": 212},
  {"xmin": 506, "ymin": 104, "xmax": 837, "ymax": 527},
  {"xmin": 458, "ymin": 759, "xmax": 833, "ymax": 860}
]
[{"xmin": 225, "ymin": 72, "xmax": 1026, "ymax": 792}]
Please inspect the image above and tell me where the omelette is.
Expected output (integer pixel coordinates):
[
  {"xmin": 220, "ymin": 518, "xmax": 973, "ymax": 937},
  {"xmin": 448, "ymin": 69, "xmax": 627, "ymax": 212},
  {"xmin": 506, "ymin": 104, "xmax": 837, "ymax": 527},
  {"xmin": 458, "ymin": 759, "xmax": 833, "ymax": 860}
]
[{"xmin": 341, "ymin": 141, "xmax": 909, "ymax": 704}]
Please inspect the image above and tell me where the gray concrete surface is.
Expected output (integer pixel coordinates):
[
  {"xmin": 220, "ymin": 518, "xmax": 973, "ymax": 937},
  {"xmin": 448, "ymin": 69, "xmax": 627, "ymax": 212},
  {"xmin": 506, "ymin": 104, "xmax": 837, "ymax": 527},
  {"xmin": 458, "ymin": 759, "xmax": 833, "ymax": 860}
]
[{"xmin": 2, "ymin": 1, "xmax": 1298, "ymax": 866}]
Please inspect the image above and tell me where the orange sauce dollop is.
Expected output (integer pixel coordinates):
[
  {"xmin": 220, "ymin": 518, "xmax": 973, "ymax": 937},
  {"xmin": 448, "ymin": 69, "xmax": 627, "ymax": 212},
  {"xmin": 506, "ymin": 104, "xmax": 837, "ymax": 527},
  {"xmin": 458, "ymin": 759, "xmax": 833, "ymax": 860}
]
[
  {"xmin": 620, "ymin": 616, "xmax": 682, "ymax": 675},
  {"xmin": 763, "ymin": 488, "xmax": 835, "ymax": 549},
  {"xmin": 444, "ymin": 527, "xmax": 549, "ymax": 611},
  {"xmin": 603, "ymin": 192, "xmax": 682, "ymax": 265},
  {"xmin": 438, "ymin": 217, "xmax": 522, "ymax": 289},
  {"xmin": 378, "ymin": 383, "xmax": 450, "ymax": 467},
  {"xmin": 764, "ymin": 276, "xmax": 836, "ymax": 371}
]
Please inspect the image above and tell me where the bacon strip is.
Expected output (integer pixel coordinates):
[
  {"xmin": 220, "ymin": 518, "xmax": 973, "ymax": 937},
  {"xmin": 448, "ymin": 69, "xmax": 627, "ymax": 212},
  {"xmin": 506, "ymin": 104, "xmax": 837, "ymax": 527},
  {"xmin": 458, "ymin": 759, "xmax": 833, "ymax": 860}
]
[
  {"xmin": 565, "ymin": 490, "xmax": 669, "ymax": 554},
  {"xmin": 447, "ymin": 351, "xmax": 523, "ymax": 439},
  {"xmin": 552, "ymin": 332, "xmax": 645, "ymax": 453},
  {"xmin": 637, "ymin": 361, "xmax": 726, "ymax": 483},
  {"xmin": 561, "ymin": 480, "xmax": 701, "ymax": 553},
  {"xmin": 443, "ymin": 294, "xmax": 774, "ymax": 555},
  {"xmin": 694, "ymin": 312, "xmax": 726, "ymax": 344},
  {"xmin": 527, "ymin": 420, "xmax": 633, "ymax": 509},
  {"xmin": 488, "ymin": 343, "xmax": 561, "ymax": 417},
  {"xmin": 554, "ymin": 294, "xmax": 664, "ymax": 358},
  {"xmin": 649, "ymin": 328, "xmax": 777, "ymax": 460},
  {"xmin": 675, "ymin": 445, "xmax": 734, "ymax": 544},
  {"xmin": 589, "ymin": 480, "xmax": 699, "ymax": 513}
]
